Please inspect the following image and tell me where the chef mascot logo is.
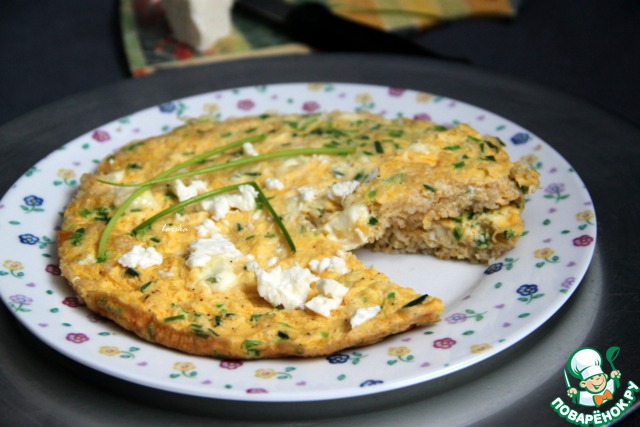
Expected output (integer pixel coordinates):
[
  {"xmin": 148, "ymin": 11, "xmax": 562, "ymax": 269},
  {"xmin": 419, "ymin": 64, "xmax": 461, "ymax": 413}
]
[{"xmin": 550, "ymin": 346, "xmax": 639, "ymax": 426}]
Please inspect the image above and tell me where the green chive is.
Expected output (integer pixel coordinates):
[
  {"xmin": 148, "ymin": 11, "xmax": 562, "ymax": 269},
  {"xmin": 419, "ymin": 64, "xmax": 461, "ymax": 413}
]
[
  {"xmin": 96, "ymin": 133, "xmax": 267, "ymax": 262},
  {"xmin": 125, "ymin": 267, "xmax": 139, "ymax": 277},
  {"xmin": 164, "ymin": 314, "xmax": 185, "ymax": 322},
  {"xmin": 453, "ymin": 161, "xmax": 465, "ymax": 169},
  {"xmin": 453, "ymin": 227, "xmax": 462, "ymax": 241},
  {"xmin": 423, "ymin": 184, "xmax": 435, "ymax": 192},
  {"xmin": 99, "ymin": 146, "xmax": 356, "ymax": 188},
  {"xmin": 277, "ymin": 331, "xmax": 290, "ymax": 340},
  {"xmin": 140, "ymin": 281, "xmax": 153, "ymax": 292},
  {"xmin": 443, "ymin": 145, "xmax": 461, "ymax": 151},
  {"xmin": 131, "ymin": 182, "xmax": 296, "ymax": 253},
  {"xmin": 374, "ymin": 140, "xmax": 384, "ymax": 153},
  {"xmin": 402, "ymin": 294, "xmax": 429, "ymax": 308}
]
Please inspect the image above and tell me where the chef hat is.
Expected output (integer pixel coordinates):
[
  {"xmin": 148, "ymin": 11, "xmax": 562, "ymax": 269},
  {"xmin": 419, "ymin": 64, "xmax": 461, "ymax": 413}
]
[{"xmin": 569, "ymin": 348, "xmax": 604, "ymax": 380}]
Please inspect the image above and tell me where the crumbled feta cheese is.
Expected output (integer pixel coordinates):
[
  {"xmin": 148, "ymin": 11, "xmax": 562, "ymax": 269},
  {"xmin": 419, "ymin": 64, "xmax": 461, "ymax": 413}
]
[
  {"xmin": 297, "ymin": 186, "xmax": 316, "ymax": 203},
  {"xmin": 200, "ymin": 184, "xmax": 258, "ymax": 220},
  {"xmin": 350, "ymin": 306, "xmax": 381, "ymax": 328},
  {"xmin": 266, "ymin": 257, "xmax": 279, "ymax": 267},
  {"xmin": 186, "ymin": 233, "xmax": 242, "ymax": 268},
  {"xmin": 305, "ymin": 279, "xmax": 349, "ymax": 317},
  {"xmin": 255, "ymin": 265, "xmax": 319, "ymax": 310},
  {"xmin": 197, "ymin": 256, "xmax": 236, "ymax": 292},
  {"xmin": 172, "ymin": 179, "xmax": 209, "ymax": 202},
  {"xmin": 194, "ymin": 218, "xmax": 219, "ymax": 237},
  {"xmin": 327, "ymin": 180, "xmax": 360, "ymax": 204},
  {"xmin": 321, "ymin": 203, "xmax": 370, "ymax": 250},
  {"xmin": 264, "ymin": 178, "xmax": 284, "ymax": 190},
  {"xmin": 245, "ymin": 260, "xmax": 259, "ymax": 272},
  {"xmin": 305, "ymin": 295, "xmax": 341, "ymax": 317},
  {"xmin": 316, "ymin": 279, "xmax": 349, "ymax": 300},
  {"xmin": 118, "ymin": 245, "xmax": 163, "ymax": 269},
  {"xmin": 308, "ymin": 256, "xmax": 349, "ymax": 275},
  {"xmin": 242, "ymin": 142, "xmax": 259, "ymax": 157}
]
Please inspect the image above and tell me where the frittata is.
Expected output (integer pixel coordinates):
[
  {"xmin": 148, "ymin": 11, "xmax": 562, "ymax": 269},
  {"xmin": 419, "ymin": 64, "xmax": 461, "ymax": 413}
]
[{"xmin": 58, "ymin": 111, "xmax": 538, "ymax": 359}]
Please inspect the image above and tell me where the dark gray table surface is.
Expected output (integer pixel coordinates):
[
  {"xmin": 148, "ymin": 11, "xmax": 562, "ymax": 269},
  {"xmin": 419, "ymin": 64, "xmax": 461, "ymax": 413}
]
[{"xmin": 1, "ymin": 1, "xmax": 640, "ymax": 426}]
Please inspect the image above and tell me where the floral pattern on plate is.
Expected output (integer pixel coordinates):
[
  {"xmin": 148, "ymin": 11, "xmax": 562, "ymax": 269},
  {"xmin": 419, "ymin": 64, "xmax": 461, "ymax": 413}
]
[{"xmin": 0, "ymin": 83, "xmax": 596, "ymax": 402}]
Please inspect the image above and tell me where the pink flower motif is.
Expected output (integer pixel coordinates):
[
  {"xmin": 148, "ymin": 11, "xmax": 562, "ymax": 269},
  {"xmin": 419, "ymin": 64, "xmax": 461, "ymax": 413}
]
[
  {"xmin": 246, "ymin": 388, "xmax": 268, "ymax": 394},
  {"xmin": 237, "ymin": 99, "xmax": 255, "ymax": 111},
  {"xmin": 433, "ymin": 337, "xmax": 457, "ymax": 349},
  {"xmin": 302, "ymin": 101, "xmax": 320, "ymax": 113},
  {"xmin": 45, "ymin": 264, "xmax": 61, "ymax": 275},
  {"xmin": 92, "ymin": 129, "xmax": 111, "ymax": 142},
  {"xmin": 572, "ymin": 235, "xmax": 593, "ymax": 247},
  {"xmin": 62, "ymin": 296, "xmax": 82, "ymax": 307},
  {"xmin": 66, "ymin": 333, "xmax": 89, "ymax": 344},
  {"xmin": 413, "ymin": 113, "xmax": 431, "ymax": 121},
  {"xmin": 219, "ymin": 360, "xmax": 243, "ymax": 370},
  {"xmin": 388, "ymin": 87, "xmax": 405, "ymax": 97}
]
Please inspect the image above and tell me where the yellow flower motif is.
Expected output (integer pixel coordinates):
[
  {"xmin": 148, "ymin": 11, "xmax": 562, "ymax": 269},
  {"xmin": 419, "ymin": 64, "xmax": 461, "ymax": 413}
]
[
  {"xmin": 355, "ymin": 93, "xmax": 373, "ymax": 105},
  {"xmin": 307, "ymin": 83, "xmax": 325, "ymax": 91},
  {"xmin": 3, "ymin": 260, "xmax": 23, "ymax": 271},
  {"xmin": 388, "ymin": 346, "xmax": 412, "ymax": 357},
  {"xmin": 202, "ymin": 103, "xmax": 219, "ymax": 114},
  {"xmin": 534, "ymin": 248, "xmax": 555, "ymax": 259},
  {"xmin": 57, "ymin": 168, "xmax": 76, "ymax": 180},
  {"xmin": 519, "ymin": 154, "xmax": 539, "ymax": 165},
  {"xmin": 99, "ymin": 346, "xmax": 121, "ymax": 356},
  {"xmin": 576, "ymin": 210, "xmax": 594, "ymax": 222},
  {"xmin": 416, "ymin": 92, "xmax": 433, "ymax": 103},
  {"xmin": 470, "ymin": 343, "xmax": 492, "ymax": 354},
  {"xmin": 173, "ymin": 361, "xmax": 196, "ymax": 372},
  {"xmin": 255, "ymin": 368, "xmax": 277, "ymax": 379}
]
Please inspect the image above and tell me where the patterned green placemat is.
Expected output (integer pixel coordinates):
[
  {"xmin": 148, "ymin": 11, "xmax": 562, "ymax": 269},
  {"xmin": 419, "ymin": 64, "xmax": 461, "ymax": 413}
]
[{"xmin": 122, "ymin": 0, "xmax": 521, "ymax": 76}]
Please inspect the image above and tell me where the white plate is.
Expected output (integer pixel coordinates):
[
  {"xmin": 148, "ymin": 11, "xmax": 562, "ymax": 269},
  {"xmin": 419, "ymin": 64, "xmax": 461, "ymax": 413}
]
[{"xmin": 0, "ymin": 83, "xmax": 596, "ymax": 402}]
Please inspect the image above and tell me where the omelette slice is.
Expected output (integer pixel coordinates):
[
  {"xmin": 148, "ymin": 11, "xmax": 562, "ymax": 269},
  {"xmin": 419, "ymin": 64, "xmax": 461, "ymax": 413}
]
[{"xmin": 58, "ymin": 111, "xmax": 538, "ymax": 359}]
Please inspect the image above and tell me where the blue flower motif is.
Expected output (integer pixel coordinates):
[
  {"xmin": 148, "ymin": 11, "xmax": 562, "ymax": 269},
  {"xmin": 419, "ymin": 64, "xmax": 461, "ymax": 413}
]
[
  {"xmin": 511, "ymin": 132, "xmax": 530, "ymax": 145},
  {"xmin": 360, "ymin": 379, "xmax": 383, "ymax": 387},
  {"xmin": 23, "ymin": 195, "xmax": 43, "ymax": 207},
  {"xmin": 159, "ymin": 102, "xmax": 176, "ymax": 113},
  {"xmin": 18, "ymin": 234, "xmax": 40, "ymax": 245},
  {"xmin": 484, "ymin": 262, "xmax": 503, "ymax": 275},
  {"xmin": 517, "ymin": 284, "xmax": 538, "ymax": 296},
  {"xmin": 326, "ymin": 353, "xmax": 350, "ymax": 364}
]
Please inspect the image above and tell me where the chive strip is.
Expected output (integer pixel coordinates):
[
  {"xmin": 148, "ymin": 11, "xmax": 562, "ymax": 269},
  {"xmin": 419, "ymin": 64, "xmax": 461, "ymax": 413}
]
[
  {"xmin": 131, "ymin": 181, "xmax": 297, "ymax": 253},
  {"xmin": 95, "ymin": 134, "xmax": 266, "ymax": 262},
  {"xmin": 98, "ymin": 146, "xmax": 356, "ymax": 188},
  {"xmin": 402, "ymin": 294, "xmax": 429, "ymax": 308}
]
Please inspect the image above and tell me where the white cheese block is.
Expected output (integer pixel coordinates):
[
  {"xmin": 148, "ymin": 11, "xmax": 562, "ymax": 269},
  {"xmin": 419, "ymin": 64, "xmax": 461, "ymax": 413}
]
[{"xmin": 161, "ymin": 0, "xmax": 234, "ymax": 52}]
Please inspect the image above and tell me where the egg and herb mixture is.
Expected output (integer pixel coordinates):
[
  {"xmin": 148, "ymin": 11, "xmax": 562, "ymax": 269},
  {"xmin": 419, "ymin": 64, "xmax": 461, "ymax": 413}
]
[{"xmin": 58, "ymin": 111, "xmax": 538, "ymax": 359}]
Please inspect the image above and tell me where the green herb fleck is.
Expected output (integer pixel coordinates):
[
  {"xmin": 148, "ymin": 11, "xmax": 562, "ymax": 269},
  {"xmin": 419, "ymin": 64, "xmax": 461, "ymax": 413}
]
[
  {"xmin": 504, "ymin": 230, "xmax": 516, "ymax": 240},
  {"xmin": 374, "ymin": 140, "xmax": 384, "ymax": 153},
  {"xmin": 140, "ymin": 281, "xmax": 153, "ymax": 292},
  {"xmin": 164, "ymin": 314, "xmax": 185, "ymax": 322},
  {"xmin": 453, "ymin": 227, "xmax": 462, "ymax": 241},
  {"xmin": 126, "ymin": 163, "xmax": 142, "ymax": 169},
  {"xmin": 368, "ymin": 216, "xmax": 379, "ymax": 225},
  {"xmin": 402, "ymin": 294, "xmax": 429, "ymax": 308},
  {"xmin": 443, "ymin": 145, "xmax": 461, "ymax": 151},
  {"xmin": 125, "ymin": 267, "xmax": 140, "ymax": 277},
  {"xmin": 367, "ymin": 189, "xmax": 376, "ymax": 199},
  {"xmin": 453, "ymin": 161, "xmax": 465, "ymax": 169},
  {"xmin": 69, "ymin": 228, "xmax": 86, "ymax": 246},
  {"xmin": 277, "ymin": 331, "xmax": 290, "ymax": 340},
  {"xmin": 423, "ymin": 184, "xmax": 435, "ymax": 192}
]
